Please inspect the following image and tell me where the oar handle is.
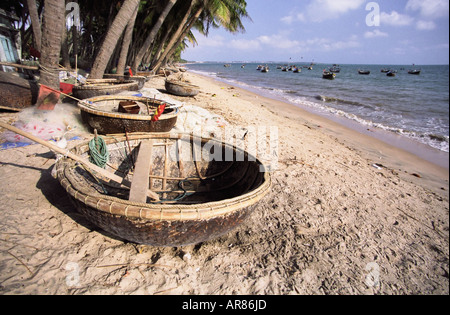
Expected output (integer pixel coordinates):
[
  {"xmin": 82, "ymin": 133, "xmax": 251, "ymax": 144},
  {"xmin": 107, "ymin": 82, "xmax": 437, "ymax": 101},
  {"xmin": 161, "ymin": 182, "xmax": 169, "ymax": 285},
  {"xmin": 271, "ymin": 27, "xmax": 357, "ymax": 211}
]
[{"xmin": 0, "ymin": 121, "xmax": 160, "ymax": 201}]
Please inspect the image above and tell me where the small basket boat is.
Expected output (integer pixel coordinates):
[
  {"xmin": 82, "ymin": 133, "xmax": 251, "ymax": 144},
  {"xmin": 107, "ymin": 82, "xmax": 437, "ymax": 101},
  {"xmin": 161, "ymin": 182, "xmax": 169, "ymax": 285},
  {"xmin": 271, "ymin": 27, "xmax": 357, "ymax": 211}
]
[
  {"xmin": 0, "ymin": 71, "xmax": 36, "ymax": 111},
  {"xmin": 78, "ymin": 95, "xmax": 179, "ymax": 134},
  {"xmin": 103, "ymin": 74, "xmax": 148, "ymax": 89},
  {"xmin": 55, "ymin": 133, "xmax": 271, "ymax": 247},
  {"xmin": 73, "ymin": 80, "xmax": 139, "ymax": 99},
  {"xmin": 165, "ymin": 79, "xmax": 200, "ymax": 97}
]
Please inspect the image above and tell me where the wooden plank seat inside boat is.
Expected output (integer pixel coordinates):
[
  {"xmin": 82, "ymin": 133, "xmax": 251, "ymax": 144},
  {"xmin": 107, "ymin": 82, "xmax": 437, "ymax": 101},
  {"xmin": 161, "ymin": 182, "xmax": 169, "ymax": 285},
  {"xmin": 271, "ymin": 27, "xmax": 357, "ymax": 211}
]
[{"xmin": 129, "ymin": 140, "xmax": 154, "ymax": 203}]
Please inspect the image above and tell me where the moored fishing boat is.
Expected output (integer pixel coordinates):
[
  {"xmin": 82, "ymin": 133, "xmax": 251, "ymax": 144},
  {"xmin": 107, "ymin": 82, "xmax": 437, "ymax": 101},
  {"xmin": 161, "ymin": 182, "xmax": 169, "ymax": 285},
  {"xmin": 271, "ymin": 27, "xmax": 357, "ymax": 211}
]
[
  {"xmin": 322, "ymin": 70, "xmax": 336, "ymax": 80},
  {"xmin": 386, "ymin": 71, "xmax": 396, "ymax": 77},
  {"xmin": 329, "ymin": 64, "xmax": 341, "ymax": 73},
  {"xmin": 165, "ymin": 79, "xmax": 200, "ymax": 97},
  {"xmin": 408, "ymin": 69, "xmax": 421, "ymax": 75},
  {"xmin": 77, "ymin": 95, "xmax": 179, "ymax": 134},
  {"xmin": 54, "ymin": 133, "xmax": 271, "ymax": 247},
  {"xmin": 358, "ymin": 70, "xmax": 370, "ymax": 75}
]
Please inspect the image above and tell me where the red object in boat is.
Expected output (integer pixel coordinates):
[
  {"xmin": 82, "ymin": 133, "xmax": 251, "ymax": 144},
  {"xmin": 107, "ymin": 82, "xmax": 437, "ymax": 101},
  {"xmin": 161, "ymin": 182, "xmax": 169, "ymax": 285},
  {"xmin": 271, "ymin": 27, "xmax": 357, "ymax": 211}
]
[{"xmin": 60, "ymin": 82, "xmax": 74, "ymax": 94}]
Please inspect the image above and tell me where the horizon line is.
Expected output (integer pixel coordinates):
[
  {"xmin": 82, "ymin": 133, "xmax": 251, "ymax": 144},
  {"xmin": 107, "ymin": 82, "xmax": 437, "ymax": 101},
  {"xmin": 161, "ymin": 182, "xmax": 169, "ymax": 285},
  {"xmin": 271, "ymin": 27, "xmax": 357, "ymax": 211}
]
[{"xmin": 184, "ymin": 61, "xmax": 450, "ymax": 66}]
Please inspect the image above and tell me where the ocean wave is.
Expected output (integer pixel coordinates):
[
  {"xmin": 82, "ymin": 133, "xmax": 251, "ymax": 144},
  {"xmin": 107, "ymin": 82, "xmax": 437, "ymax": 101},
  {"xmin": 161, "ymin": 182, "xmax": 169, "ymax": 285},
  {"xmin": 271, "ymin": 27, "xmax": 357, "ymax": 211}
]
[
  {"xmin": 285, "ymin": 95, "xmax": 450, "ymax": 153},
  {"xmin": 315, "ymin": 95, "xmax": 369, "ymax": 108},
  {"xmin": 186, "ymin": 65, "xmax": 449, "ymax": 153},
  {"xmin": 187, "ymin": 69, "xmax": 219, "ymax": 78}
]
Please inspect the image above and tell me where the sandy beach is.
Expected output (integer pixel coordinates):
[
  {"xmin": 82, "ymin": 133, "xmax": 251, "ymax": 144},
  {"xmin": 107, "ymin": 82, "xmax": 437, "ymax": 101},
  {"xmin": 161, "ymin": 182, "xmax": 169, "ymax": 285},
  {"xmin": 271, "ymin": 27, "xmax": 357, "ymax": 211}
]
[{"xmin": 0, "ymin": 71, "xmax": 448, "ymax": 295}]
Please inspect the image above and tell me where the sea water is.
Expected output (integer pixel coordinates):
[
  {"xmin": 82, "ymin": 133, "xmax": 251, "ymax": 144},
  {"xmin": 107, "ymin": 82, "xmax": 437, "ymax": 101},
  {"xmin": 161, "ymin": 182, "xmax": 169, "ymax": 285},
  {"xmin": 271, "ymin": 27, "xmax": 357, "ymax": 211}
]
[{"xmin": 186, "ymin": 63, "xmax": 449, "ymax": 158}]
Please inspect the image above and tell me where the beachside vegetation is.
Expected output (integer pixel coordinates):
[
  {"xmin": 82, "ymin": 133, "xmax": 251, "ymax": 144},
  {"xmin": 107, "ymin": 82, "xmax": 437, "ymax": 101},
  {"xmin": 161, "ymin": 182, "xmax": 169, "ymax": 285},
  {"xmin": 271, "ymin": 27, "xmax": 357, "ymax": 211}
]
[{"xmin": 0, "ymin": 0, "xmax": 250, "ymax": 85}]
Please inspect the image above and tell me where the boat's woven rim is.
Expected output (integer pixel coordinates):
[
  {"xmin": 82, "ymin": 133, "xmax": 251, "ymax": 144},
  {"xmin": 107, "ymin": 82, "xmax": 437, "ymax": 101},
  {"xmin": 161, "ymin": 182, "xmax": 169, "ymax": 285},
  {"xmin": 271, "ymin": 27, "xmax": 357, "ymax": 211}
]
[
  {"xmin": 77, "ymin": 95, "xmax": 179, "ymax": 120},
  {"xmin": 86, "ymin": 79, "xmax": 118, "ymax": 83},
  {"xmin": 103, "ymin": 74, "xmax": 147, "ymax": 78},
  {"xmin": 165, "ymin": 79, "xmax": 200, "ymax": 90},
  {"xmin": 56, "ymin": 133, "xmax": 271, "ymax": 221},
  {"xmin": 74, "ymin": 80, "xmax": 139, "ymax": 91},
  {"xmin": 102, "ymin": 75, "xmax": 148, "ymax": 83}
]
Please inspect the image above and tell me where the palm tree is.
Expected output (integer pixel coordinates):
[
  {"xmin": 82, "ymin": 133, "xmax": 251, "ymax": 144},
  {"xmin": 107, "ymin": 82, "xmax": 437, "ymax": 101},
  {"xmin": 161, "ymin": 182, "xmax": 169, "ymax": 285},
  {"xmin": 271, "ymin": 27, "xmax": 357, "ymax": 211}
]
[
  {"xmin": 201, "ymin": 0, "xmax": 249, "ymax": 35},
  {"xmin": 39, "ymin": 0, "xmax": 65, "ymax": 90},
  {"xmin": 151, "ymin": 0, "xmax": 199, "ymax": 72},
  {"xmin": 152, "ymin": 5, "xmax": 204, "ymax": 71},
  {"xmin": 89, "ymin": 0, "xmax": 140, "ymax": 79},
  {"xmin": 117, "ymin": 4, "xmax": 139, "ymax": 75},
  {"xmin": 26, "ymin": 0, "xmax": 42, "ymax": 51},
  {"xmin": 151, "ymin": 0, "xmax": 249, "ymax": 71},
  {"xmin": 131, "ymin": 0, "xmax": 178, "ymax": 74}
]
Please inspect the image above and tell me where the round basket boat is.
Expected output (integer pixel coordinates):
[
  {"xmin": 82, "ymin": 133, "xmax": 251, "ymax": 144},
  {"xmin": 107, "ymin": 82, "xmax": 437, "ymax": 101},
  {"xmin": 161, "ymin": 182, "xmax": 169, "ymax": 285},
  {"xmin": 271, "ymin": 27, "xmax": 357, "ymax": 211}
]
[
  {"xmin": 55, "ymin": 133, "xmax": 271, "ymax": 247},
  {"xmin": 73, "ymin": 80, "xmax": 139, "ymax": 99},
  {"xmin": 103, "ymin": 74, "xmax": 148, "ymax": 90},
  {"xmin": 165, "ymin": 79, "xmax": 199, "ymax": 97},
  {"xmin": 78, "ymin": 95, "xmax": 179, "ymax": 134}
]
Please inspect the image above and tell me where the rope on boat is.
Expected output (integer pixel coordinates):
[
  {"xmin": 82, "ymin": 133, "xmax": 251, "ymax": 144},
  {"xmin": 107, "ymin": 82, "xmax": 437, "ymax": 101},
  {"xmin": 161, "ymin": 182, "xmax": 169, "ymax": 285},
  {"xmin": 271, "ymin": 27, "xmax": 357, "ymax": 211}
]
[
  {"xmin": 153, "ymin": 178, "xmax": 195, "ymax": 204},
  {"xmin": 89, "ymin": 135, "xmax": 109, "ymax": 168}
]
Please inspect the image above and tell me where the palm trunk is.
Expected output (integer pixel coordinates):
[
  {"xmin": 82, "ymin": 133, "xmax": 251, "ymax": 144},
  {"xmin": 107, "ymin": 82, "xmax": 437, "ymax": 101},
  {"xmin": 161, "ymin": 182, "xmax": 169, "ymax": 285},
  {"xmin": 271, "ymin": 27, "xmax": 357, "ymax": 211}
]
[
  {"xmin": 89, "ymin": 0, "xmax": 140, "ymax": 79},
  {"xmin": 117, "ymin": 5, "xmax": 139, "ymax": 76},
  {"xmin": 150, "ymin": 25, "xmax": 173, "ymax": 67},
  {"xmin": 152, "ymin": 2, "xmax": 202, "ymax": 72},
  {"xmin": 61, "ymin": 24, "xmax": 71, "ymax": 68},
  {"xmin": 160, "ymin": 8, "xmax": 203, "ymax": 68},
  {"xmin": 71, "ymin": 0, "xmax": 79, "ymax": 60},
  {"xmin": 131, "ymin": 0, "xmax": 177, "ymax": 74},
  {"xmin": 39, "ymin": 0, "xmax": 65, "ymax": 90},
  {"xmin": 26, "ymin": 0, "xmax": 42, "ymax": 51}
]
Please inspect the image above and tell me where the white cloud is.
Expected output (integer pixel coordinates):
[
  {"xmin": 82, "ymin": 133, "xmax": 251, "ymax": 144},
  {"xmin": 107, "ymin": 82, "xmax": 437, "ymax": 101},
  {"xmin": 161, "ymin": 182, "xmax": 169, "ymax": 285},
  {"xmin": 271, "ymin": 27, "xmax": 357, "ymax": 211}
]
[
  {"xmin": 392, "ymin": 47, "xmax": 407, "ymax": 55},
  {"xmin": 306, "ymin": 0, "xmax": 366, "ymax": 22},
  {"xmin": 281, "ymin": 12, "xmax": 306, "ymax": 25},
  {"xmin": 380, "ymin": 11, "xmax": 414, "ymax": 26},
  {"xmin": 406, "ymin": 0, "xmax": 449, "ymax": 19},
  {"xmin": 196, "ymin": 35, "xmax": 225, "ymax": 48},
  {"xmin": 220, "ymin": 31, "xmax": 362, "ymax": 55},
  {"xmin": 364, "ymin": 29, "xmax": 389, "ymax": 38},
  {"xmin": 416, "ymin": 20, "xmax": 437, "ymax": 30},
  {"xmin": 257, "ymin": 33, "xmax": 302, "ymax": 50},
  {"xmin": 230, "ymin": 39, "xmax": 262, "ymax": 51},
  {"xmin": 285, "ymin": 36, "xmax": 361, "ymax": 52},
  {"xmin": 327, "ymin": 38, "xmax": 361, "ymax": 50}
]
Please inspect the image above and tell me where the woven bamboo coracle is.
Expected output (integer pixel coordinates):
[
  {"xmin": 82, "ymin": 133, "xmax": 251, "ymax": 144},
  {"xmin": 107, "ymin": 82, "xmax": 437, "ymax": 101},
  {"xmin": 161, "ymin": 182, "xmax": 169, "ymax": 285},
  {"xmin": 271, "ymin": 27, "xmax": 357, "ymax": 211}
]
[
  {"xmin": 73, "ymin": 80, "xmax": 139, "ymax": 99},
  {"xmin": 103, "ymin": 74, "xmax": 148, "ymax": 89},
  {"xmin": 165, "ymin": 79, "xmax": 200, "ymax": 97},
  {"xmin": 55, "ymin": 133, "xmax": 271, "ymax": 247},
  {"xmin": 78, "ymin": 95, "xmax": 180, "ymax": 134}
]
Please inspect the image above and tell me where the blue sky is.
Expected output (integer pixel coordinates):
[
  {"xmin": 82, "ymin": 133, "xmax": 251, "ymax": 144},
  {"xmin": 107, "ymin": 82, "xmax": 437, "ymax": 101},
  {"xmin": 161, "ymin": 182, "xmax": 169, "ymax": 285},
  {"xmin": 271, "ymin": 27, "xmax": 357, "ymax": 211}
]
[{"xmin": 181, "ymin": 0, "xmax": 450, "ymax": 65}]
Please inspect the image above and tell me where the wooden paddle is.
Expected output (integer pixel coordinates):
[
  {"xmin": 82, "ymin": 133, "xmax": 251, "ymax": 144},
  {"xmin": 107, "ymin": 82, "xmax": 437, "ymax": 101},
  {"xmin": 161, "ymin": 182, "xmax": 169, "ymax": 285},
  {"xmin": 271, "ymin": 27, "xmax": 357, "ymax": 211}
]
[{"xmin": 0, "ymin": 121, "xmax": 160, "ymax": 202}]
